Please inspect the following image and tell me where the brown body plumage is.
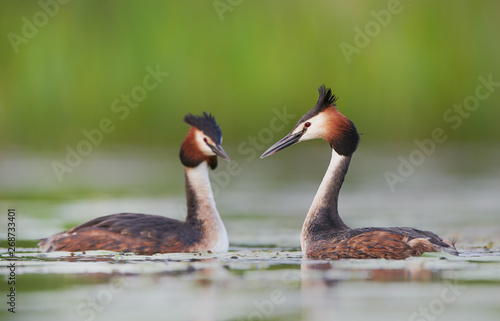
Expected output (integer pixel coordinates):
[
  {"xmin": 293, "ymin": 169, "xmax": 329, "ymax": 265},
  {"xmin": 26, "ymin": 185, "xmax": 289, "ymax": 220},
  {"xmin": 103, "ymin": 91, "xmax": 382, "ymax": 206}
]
[{"xmin": 306, "ymin": 229, "xmax": 453, "ymax": 260}]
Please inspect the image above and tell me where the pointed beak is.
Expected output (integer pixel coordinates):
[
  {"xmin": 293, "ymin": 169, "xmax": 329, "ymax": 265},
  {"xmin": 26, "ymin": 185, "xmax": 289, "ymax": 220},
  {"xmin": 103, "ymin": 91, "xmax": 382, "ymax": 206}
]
[
  {"xmin": 210, "ymin": 144, "xmax": 230, "ymax": 162},
  {"xmin": 260, "ymin": 131, "xmax": 303, "ymax": 159}
]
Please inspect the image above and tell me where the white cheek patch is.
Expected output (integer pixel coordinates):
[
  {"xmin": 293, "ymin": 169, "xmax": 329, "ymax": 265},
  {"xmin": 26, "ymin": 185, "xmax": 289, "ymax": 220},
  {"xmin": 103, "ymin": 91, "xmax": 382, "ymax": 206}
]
[
  {"xmin": 300, "ymin": 125, "xmax": 325, "ymax": 141},
  {"xmin": 297, "ymin": 114, "xmax": 329, "ymax": 142},
  {"xmin": 194, "ymin": 130, "xmax": 216, "ymax": 156}
]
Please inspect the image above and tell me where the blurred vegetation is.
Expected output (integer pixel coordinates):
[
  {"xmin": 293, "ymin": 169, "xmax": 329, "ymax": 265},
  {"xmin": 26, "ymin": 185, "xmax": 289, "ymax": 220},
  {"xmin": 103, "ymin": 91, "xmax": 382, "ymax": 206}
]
[{"xmin": 0, "ymin": 0, "xmax": 499, "ymax": 151}]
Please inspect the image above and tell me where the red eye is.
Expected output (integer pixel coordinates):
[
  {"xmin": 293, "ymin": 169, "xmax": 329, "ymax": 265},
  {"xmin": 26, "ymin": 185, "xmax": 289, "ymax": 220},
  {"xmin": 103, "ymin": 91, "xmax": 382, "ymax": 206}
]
[
  {"xmin": 203, "ymin": 137, "xmax": 208, "ymax": 143},
  {"xmin": 304, "ymin": 122, "xmax": 311, "ymax": 128}
]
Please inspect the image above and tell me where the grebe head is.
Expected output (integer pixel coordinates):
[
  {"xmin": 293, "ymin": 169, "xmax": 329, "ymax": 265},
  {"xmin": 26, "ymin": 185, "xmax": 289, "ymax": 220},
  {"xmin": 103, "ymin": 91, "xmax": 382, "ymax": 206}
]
[
  {"xmin": 261, "ymin": 85, "xmax": 359, "ymax": 158},
  {"xmin": 180, "ymin": 112, "xmax": 230, "ymax": 169}
]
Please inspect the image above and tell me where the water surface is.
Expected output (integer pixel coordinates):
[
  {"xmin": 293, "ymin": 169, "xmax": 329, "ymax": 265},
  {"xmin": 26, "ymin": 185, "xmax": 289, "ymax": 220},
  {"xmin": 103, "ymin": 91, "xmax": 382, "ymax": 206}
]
[{"xmin": 1, "ymin": 145, "xmax": 499, "ymax": 320}]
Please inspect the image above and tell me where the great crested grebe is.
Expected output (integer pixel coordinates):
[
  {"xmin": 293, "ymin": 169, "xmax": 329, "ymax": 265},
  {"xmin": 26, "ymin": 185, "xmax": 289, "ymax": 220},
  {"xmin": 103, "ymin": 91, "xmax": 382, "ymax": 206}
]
[
  {"xmin": 261, "ymin": 86, "xmax": 457, "ymax": 260},
  {"xmin": 39, "ymin": 113, "xmax": 230, "ymax": 255}
]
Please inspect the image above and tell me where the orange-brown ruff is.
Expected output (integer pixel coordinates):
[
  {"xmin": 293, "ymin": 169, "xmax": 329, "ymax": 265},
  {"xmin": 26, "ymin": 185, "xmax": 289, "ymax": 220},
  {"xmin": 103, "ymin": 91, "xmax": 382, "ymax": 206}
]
[
  {"xmin": 261, "ymin": 86, "xmax": 457, "ymax": 260},
  {"xmin": 39, "ymin": 113, "xmax": 230, "ymax": 255}
]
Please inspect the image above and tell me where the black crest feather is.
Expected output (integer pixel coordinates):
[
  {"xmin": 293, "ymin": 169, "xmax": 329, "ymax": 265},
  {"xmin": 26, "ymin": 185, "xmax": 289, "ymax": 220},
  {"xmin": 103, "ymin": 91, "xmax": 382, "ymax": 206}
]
[
  {"xmin": 183, "ymin": 112, "xmax": 222, "ymax": 144},
  {"xmin": 316, "ymin": 85, "xmax": 338, "ymax": 112},
  {"xmin": 295, "ymin": 85, "xmax": 338, "ymax": 127}
]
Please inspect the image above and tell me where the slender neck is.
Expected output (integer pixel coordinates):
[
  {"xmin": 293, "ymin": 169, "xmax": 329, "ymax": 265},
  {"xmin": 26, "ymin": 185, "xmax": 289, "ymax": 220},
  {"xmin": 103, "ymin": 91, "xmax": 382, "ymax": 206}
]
[
  {"xmin": 184, "ymin": 162, "xmax": 228, "ymax": 251},
  {"xmin": 185, "ymin": 162, "xmax": 219, "ymax": 224},
  {"xmin": 301, "ymin": 149, "xmax": 351, "ymax": 248}
]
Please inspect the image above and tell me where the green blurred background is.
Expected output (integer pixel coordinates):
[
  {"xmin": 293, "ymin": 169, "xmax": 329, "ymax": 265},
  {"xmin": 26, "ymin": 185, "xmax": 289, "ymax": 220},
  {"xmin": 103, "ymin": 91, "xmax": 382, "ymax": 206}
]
[{"xmin": 1, "ymin": 0, "xmax": 499, "ymax": 152}]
